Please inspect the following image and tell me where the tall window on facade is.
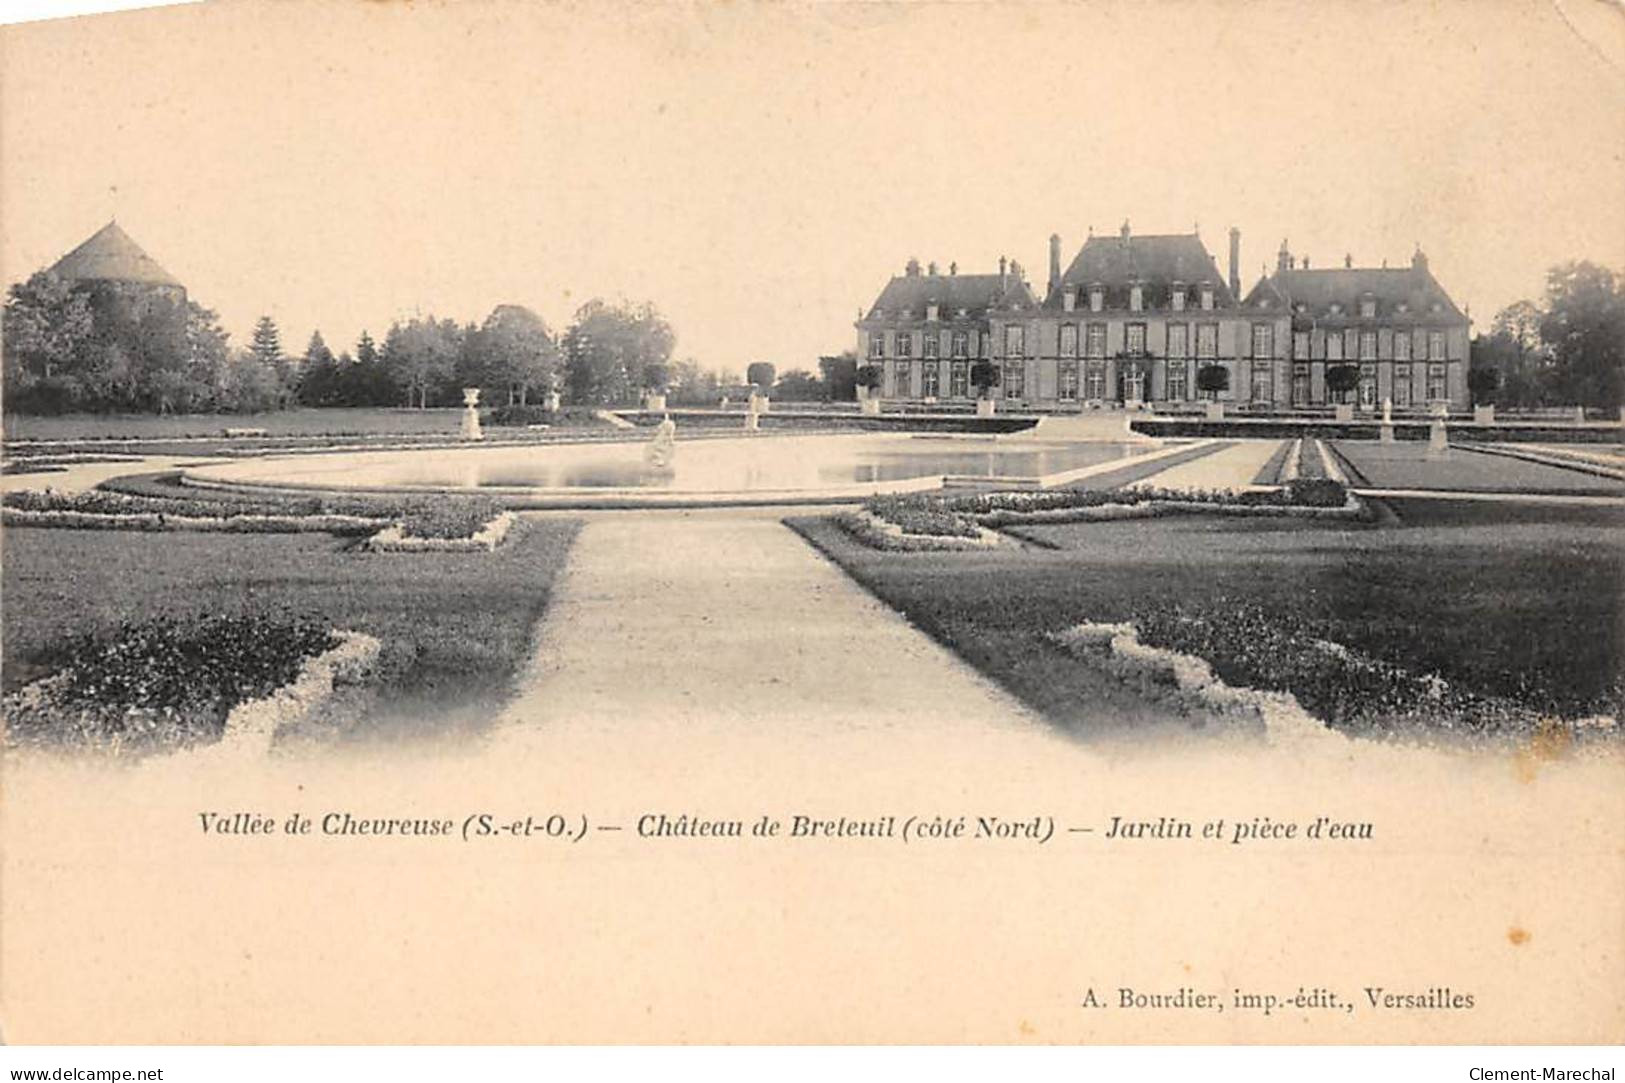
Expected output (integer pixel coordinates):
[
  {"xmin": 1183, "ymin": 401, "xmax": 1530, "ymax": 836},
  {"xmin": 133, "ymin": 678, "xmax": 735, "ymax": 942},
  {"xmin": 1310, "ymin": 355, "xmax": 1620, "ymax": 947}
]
[
  {"xmin": 950, "ymin": 361, "xmax": 969, "ymax": 398},
  {"xmin": 1428, "ymin": 331, "xmax": 1446, "ymax": 363},
  {"xmin": 1060, "ymin": 323, "xmax": 1078, "ymax": 357},
  {"xmin": 1003, "ymin": 362, "xmax": 1024, "ymax": 399},
  {"xmin": 1167, "ymin": 362, "xmax": 1188, "ymax": 401},
  {"xmin": 869, "ymin": 333, "xmax": 885, "ymax": 359},
  {"xmin": 1326, "ymin": 333, "xmax": 1344, "ymax": 362},
  {"xmin": 1427, "ymin": 363, "xmax": 1446, "ymax": 401},
  {"xmin": 1393, "ymin": 364, "xmax": 1412, "ymax": 405},
  {"xmin": 1292, "ymin": 364, "xmax": 1310, "ymax": 404},
  {"xmin": 924, "ymin": 333, "xmax": 938, "ymax": 359},
  {"xmin": 1167, "ymin": 323, "xmax": 1189, "ymax": 359},
  {"xmin": 1345, "ymin": 329, "xmax": 1359, "ymax": 360},
  {"xmin": 893, "ymin": 361, "xmax": 910, "ymax": 397},
  {"xmin": 1394, "ymin": 331, "xmax": 1411, "ymax": 362},
  {"xmin": 1005, "ymin": 325, "xmax": 1024, "ymax": 358},
  {"xmin": 1360, "ymin": 331, "xmax": 1377, "ymax": 361},
  {"xmin": 896, "ymin": 332, "xmax": 912, "ymax": 358},
  {"xmin": 952, "ymin": 330, "xmax": 968, "ymax": 358},
  {"xmin": 1196, "ymin": 323, "xmax": 1217, "ymax": 359},
  {"xmin": 1253, "ymin": 323, "xmax": 1273, "ymax": 359},
  {"xmin": 1293, "ymin": 331, "xmax": 1310, "ymax": 360},
  {"xmin": 1251, "ymin": 366, "xmax": 1272, "ymax": 403},
  {"xmin": 1126, "ymin": 323, "xmax": 1146, "ymax": 357},
  {"xmin": 1085, "ymin": 323, "xmax": 1106, "ymax": 358},
  {"xmin": 1085, "ymin": 363, "xmax": 1105, "ymax": 400},
  {"xmin": 1059, "ymin": 361, "xmax": 1079, "ymax": 400},
  {"xmin": 1359, "ymin": 364, "xmax": 1377, "ymax": 407},
  {"xmin": 921, "ymin": 363, "xmax": 939, "ymax": 398}
]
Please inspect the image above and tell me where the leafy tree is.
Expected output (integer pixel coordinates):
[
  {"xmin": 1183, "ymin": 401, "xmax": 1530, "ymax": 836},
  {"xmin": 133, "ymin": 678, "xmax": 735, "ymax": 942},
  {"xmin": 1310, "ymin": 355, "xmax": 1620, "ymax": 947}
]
[
  {"xmin": 746, "ymin": 361, "xmax": 776, "ymax": 393},
  {"xmin": 1466, "ymin": 365, "xmax": 1500, "ymax": 406},
  {"xmin": 1538, "ymin": 261, "xmax": 1624, "ymax": 410},
  {"xmin": 970, "ymin": 359, "xmax": 1000, "ymax": 398},
  {"xmin": 1196, "ymin": 363, "xmax": 1230, "ymax": 399},
  {"xmin": 1324, "ymin": 363, "xmax": 1359, "ymax": 403},
  {"xmin": 773, "ymin": 368, "xmax": 824, "ymax": 401},
  {"xmin": 562, "ymin": 299, "xmax": 675, "ymax": 406},
  {"xmin": 819, "ymin": 352, "xmax": 858, "ymax": 401},
  {"xmin": 382, "ymin": 316, "xmax": 462, "ymax": 408},
  {"xmin": 2, "ymin": 271, "xmax": 94, "ymax": 412},
  {"xmin": 854, "ymin": 363, "xmax": 883, "ymax": 392},
  {"xmin": 641, "ymin": 361, "xmax": 670, "ymax": 391},
  {"xmin": 467, "ymin": 304, "xmax": 558, "ymax": 406}
]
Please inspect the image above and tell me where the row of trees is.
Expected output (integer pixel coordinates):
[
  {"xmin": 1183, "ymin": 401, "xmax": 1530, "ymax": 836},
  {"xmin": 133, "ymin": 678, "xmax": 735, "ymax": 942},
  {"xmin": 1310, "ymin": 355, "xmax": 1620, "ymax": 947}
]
[
  {"xmin": 0, "ymin": 270, "xmax": 762, "ymax": 414},
  {"xmin": 1469, "ymin": 261, "xmax": 1623, "ymax": 410}
]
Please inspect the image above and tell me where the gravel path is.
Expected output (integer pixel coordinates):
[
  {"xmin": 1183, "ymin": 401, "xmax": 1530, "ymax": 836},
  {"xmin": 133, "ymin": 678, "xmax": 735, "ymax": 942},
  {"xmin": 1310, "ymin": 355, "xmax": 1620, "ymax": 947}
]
[{"xmin": 1125, "ymin": 438, "xmax": 1285, "ymax": 493}]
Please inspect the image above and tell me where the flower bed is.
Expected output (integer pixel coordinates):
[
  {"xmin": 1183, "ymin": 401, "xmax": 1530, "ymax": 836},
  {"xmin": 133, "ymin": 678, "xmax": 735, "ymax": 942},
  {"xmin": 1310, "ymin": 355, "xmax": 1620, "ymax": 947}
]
[
  {"xmin": 364, "ymin": 510, "xmax": 519, "ymax": 552},
  {"xmin": 845, "ymin": 479, "xmax": 1361, "ymax": 547},
  {"xmin": 4, "ymin": 613, "xmax": 346, "ymax": 750},
  {"xmin": 1059, "ymin": 600, "xmax": 1599, "ymax": 739},
  {"xmin": 836, "ymin": 509, "xmax": 1003, "ymax": 552}
]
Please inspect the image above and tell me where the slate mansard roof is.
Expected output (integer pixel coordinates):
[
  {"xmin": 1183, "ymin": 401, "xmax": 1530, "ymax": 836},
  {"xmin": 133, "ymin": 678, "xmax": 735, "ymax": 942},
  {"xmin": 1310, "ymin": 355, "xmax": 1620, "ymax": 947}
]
[
  {"xmin": 1047, "ymin": 231, "xmax": 1236, "ymax": 311},
  {"xmin": 1244, "ymin": 256, "xmax": 1465, "ymax": 325},
  {"xmin": 862, "ymin": 269, "xmax": 1040, "ymax": 324},
  {"xmin": 48, "ymin": 221, "xmax": 184, "ymax": 290}
]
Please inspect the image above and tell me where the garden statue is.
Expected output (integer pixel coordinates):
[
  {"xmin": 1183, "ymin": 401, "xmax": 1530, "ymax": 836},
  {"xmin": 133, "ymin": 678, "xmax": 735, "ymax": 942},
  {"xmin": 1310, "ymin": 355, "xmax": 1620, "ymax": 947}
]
[
  {"xmin": 1380, "ymin": 397, "xmax": 1395, "ymax": 443},
  {"xmin": 745, "ymin": 398, "xmax": 761, "ymax": 431},
  {"xmin": 644, "ymin": 415, "xmax": 677, "ymax": 470},
  {"xmin": 461, "ymin": 387, "xmax": 484, "ymax": 441},
  {"xmin": 1427, "ymin": 401, "xmax": 1448, "ymax": 458}
]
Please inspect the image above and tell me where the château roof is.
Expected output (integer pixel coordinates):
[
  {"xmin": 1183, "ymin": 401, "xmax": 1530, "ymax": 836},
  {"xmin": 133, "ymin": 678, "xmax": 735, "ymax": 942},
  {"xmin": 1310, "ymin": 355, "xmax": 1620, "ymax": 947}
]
[
  {"xmin": 49, "ymin": 221, "xmax": 183, "ymax": 289},
  {"xmin": 863, "ymin": 269, "xmax": 1039, "ymax": 323},
  {"xmin": 1046, "ymin": 230, "xmax": 1236, "ymax": 310},
  {"xmin": 1246, "ymin": 261, "xmax": 1465, "ymax": 323}
]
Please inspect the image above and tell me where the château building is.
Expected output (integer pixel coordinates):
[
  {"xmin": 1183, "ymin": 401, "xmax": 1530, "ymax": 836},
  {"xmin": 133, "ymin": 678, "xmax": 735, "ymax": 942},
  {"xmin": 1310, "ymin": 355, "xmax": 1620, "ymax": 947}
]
[{"xmin": 856, "ymin": 222, "xmax": 1469, "ymax": 411}]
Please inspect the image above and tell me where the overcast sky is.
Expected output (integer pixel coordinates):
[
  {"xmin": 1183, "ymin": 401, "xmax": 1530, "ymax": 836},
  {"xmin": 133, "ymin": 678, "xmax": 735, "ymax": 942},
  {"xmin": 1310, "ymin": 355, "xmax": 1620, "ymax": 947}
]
[{"xmin": 3, "ymin": 0, "xmax": 1622, "ymax": 374}]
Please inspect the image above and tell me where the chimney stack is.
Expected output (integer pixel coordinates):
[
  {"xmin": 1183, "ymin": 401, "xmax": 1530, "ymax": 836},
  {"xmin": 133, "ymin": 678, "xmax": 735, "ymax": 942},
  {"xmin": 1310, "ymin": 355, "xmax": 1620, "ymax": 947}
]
[
  {"xmin": 927, "ymin": 260, "xmax": 938, "ymax": 276},
  {"xmin": 949, "ymin": 261, "xmax": 958, "ymax": 276},
  {"xmin": 1048, "ymin": 233, "xmax": 1062, "ymax": 296},
  {"xmin": 906, "ymin": 257, "xmax": 921, "ymax": 277},
  {"xmin": 1229, "ymin": 227, "xmax": 1241, "ymax": 298},
  {"xmin": 999, "ymin": 255, "xmax": 1008, "ymax": 287},
  {"xmin": 1277, "ymin": 238, "xmax": 1291, "ymax": 274}
]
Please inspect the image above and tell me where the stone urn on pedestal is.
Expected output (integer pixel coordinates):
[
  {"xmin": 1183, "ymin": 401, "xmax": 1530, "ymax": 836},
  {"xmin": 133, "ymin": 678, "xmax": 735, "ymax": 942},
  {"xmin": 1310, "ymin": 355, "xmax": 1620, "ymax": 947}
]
[
  {"xmin": 1379, "ymin": 397, "xmax": 1396, "ymax": 444},
  {"xmin": 461, "ymin": 387, "xmax": 484, "ymax": 441},
  {"xmin": 1426, "ymin": 400, "xmax": 1449, "ymax": 459}
]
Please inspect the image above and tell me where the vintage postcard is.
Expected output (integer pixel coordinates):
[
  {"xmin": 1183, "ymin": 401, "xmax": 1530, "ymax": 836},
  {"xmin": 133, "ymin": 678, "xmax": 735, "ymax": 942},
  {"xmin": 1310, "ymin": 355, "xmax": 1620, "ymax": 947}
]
[{"xmin": 1, "ymin": 0, "xmax": 1621, "ymax": 1049}]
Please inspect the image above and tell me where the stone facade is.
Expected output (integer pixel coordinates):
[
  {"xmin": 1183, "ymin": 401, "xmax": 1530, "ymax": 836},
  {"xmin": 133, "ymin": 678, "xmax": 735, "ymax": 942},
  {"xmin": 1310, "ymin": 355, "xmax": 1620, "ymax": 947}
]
[{"xmin": 857, "ymin": 223, "xmax": 1470, "ymax": 411}]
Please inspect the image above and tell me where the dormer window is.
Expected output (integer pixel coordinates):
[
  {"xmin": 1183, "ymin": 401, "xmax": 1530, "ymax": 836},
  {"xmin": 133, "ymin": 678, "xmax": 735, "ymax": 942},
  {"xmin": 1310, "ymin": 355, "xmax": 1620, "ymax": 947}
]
[
  {"xmin": 1430, "ymin": 302, "xmax": 1442, "ymax": 313},
  {"xmin": 1329, "ymin": 302, "xmax": 1343, "ymax": 316},
  {"xmin": 1089, "ymin": 286, "xmax": 1104, "ymax": 313},
  {"xmin": 956, "ymin": 307, "xmax": 967, "ymax": 318},
  {"xmin": 1129, "ymin": 284, "xmax": 1143, "ymax": 312},
  {"xmin": 926, "ymin": 302, "xmax": 939, "ymax": 322},
  {"xmin": 1171, "ymin": 283, "xmax": 1186, "ymax": 312},
  {"xmin": 1360, "ymin": 297, "xmax": 1376, "ymax": 319},
  {"xmin": 1200, "ymin": 283, "xmax": 1214, "ymax": 311},
  {"xmin": 1062, "ymin": 289, "xmax": 1076, "ymax": 313},
  {"xmin": 1396, "ymin": 302, "xmax": 1409, "ymax": 314}
]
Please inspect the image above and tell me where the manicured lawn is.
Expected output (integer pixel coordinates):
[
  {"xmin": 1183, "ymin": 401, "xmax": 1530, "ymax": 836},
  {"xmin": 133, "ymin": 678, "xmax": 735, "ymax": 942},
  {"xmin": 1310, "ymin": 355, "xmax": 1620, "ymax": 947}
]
[
  {"xmin": 789, "ymin": 500, "xmax": 1622, "ymax": 735},
  {"xmin": 1333, "ymin": 441, "xmax": 1624, "ymax": 495},
  {"xmin": 2, "ymin": 518, "xmax": 582, "ymax": 740}
]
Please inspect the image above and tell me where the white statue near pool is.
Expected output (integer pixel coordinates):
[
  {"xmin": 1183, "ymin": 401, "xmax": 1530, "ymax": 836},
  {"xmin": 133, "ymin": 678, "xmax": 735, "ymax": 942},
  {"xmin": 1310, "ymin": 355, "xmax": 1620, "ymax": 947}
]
[
  {"xmin": 461, "ymin": 387, "xmax": 484, "ymax": 441},
  {"xmin": 644, "ymin": 415, "xmax": 677, "ymax": 470}
]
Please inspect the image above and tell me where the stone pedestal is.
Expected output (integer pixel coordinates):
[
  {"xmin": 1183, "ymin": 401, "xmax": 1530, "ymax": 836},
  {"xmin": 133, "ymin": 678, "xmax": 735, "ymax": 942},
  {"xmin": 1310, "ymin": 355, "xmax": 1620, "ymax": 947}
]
[
  {"xmin": 1426, "ymin": 419, "xmax": 1448, "ymax": 459},
  {"xmin": 859, "ymin": 395, "xmax": 881, "ymax": 416},
  {"xmin": 1474, "ymin": 404, "xmax": 1495, "ymax": 425},
  {"xmin": 976, "ymin": 397, "xmax": 996, "ymax": 418},
  {"xmin": 1204, "ymin": 401, "xmax": 1224, "ymax": 421},
  {"xmin": 460, "ymin": 387, "xmax": 484, "ymax": 441},
  {"xmin": 744, "ymin": 405, "xmax": 761, "ymax": 432},
  {"xmin": 545, "ymin": 390, "xmax": 561, "ymax": 413},
  {"xmin": 644, "ymin": 392, "xmax": 667, "ymax": 412},
  {"xmin": 1334, "ymin": 403, "xmax": 1354, "ymax": 422},
  {"xmin": 1573, "ymin": 405, "xmax": 1587, "ymax": 425},
  {"xmin": 749, "ymin": 393, "xmax": 770, "ymax": 415}
]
